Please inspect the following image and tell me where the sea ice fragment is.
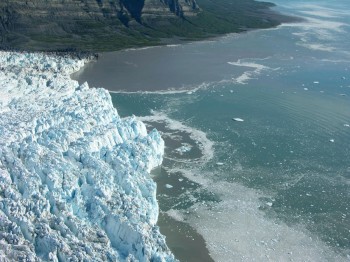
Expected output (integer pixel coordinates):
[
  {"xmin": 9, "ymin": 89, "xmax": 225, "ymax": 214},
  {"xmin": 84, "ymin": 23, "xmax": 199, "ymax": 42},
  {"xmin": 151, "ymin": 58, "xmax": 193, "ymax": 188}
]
[{"xmin": 232, "ymin": 118, "xmax": 244, "ymax": 122}]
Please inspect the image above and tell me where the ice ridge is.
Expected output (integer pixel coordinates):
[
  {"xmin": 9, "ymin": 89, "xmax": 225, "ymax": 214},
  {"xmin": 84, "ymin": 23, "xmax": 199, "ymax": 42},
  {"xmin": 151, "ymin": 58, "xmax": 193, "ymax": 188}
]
[{"xmin": 0, "ymin": 51, "xmax": 175, "ymax": 261}]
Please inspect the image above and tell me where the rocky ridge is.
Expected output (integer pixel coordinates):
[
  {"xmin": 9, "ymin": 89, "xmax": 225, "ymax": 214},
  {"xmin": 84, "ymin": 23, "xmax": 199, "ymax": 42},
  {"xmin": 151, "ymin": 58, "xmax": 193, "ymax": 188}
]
[
  {"xmin": 0, "ymin": 0, "xmax": 199, "ymax": 35},
  {"xmin": 0, "ymin": 0, "xmax": 292, "ymax": 52}
]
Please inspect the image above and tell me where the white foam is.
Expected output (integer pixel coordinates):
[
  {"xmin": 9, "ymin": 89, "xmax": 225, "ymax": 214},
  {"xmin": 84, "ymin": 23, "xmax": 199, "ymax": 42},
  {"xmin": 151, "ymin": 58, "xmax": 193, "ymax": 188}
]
[
  {"xmin": 123, "ymin": 46, "xmax": 159, "ymax": 52},
  {"xmin": 108, "ymin": 82, "xmax": 210, "ymax": 95},
  {"xmin": 227, "ymin": 59, "xmax": 272, "ymax": 85},
  {"xmin": 166, "ymin": 44, "xmax": 181, "ymax": 48},
  {"xmin": 297, "ymin": 42, "xmax": 336, "ymax": 52},
  {"xmin": 137, "ymin": 111, "xmax": 214, "ymax": 163}
]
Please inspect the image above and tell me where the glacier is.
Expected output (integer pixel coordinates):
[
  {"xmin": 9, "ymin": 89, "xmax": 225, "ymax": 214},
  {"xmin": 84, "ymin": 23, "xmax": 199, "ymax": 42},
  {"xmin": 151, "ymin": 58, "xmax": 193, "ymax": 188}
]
[{"xmin": 0, "ymin": 51, "xmax": 176, "ymax": 261}]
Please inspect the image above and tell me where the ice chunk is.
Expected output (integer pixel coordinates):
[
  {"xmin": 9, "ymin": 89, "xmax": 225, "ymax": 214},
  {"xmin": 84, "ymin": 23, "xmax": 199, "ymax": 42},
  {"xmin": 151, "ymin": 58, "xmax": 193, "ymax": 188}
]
[
  {"xmin": 175, "ymin": 143, "xmax": 192, "ymax": 154},
  {"xmin": 329, "ymin": 139, "xmax": 335, "ymax": 143},
  {"xmin": 232, "ymin": 118, "xmax": 244, "ymax": 122},
  {"xmin": 165, "ymin": 184, "xmax": 174, "ymax": 189}
]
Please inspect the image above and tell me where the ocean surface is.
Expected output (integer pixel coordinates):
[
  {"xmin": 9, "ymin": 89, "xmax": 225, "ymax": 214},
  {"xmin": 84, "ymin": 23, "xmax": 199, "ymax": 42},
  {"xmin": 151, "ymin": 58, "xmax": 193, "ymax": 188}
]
[{"xmin": 72, "ymin": 0, "xmax": 350, "ymax": 260}]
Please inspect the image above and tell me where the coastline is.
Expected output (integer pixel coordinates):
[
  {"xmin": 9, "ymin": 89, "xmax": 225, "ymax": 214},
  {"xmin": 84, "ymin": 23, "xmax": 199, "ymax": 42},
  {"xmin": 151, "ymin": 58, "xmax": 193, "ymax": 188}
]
[
  {"xmin": 0, "ymin": 0, "xmax": 299, "ymax": 53},
  {"xmin": 0, "ymin": 2, "xmax": 305, "ymax": 261},
  {"xmin": 70, "ymin": 4, "xmax": 302, "ymax": 93},
  {"xmin": 3, "ymin": 0, "xmax": 350, "ymax": 260}
]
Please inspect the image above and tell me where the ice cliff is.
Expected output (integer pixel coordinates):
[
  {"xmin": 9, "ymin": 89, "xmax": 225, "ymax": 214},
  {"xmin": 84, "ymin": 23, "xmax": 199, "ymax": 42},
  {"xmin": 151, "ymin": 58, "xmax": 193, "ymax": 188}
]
[{"xmin": 0, "ymin": 51, "xmax": 175, "ymax": 261}]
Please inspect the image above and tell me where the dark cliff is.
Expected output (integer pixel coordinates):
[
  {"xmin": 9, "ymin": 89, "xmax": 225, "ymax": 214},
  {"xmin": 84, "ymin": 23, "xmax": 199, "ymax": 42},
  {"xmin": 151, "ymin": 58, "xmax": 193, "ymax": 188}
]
[{"xmin": 0, "ymin": 0, "xmax": 293, "ymax": 51}]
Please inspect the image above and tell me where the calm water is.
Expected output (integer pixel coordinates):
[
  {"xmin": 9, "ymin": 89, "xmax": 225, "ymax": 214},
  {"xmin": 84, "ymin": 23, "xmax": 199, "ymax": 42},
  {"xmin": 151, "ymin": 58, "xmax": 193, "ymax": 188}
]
[{"xmin": 73, "ymin": 0, "xmax": 350, "ymax": 260}]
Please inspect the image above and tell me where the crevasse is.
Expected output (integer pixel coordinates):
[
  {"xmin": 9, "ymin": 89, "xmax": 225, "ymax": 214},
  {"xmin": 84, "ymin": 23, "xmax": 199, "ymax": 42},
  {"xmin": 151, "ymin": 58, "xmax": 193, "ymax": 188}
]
[{"xmin": 0, "ymin": 51, "xmax": 175, "ymax": 261}]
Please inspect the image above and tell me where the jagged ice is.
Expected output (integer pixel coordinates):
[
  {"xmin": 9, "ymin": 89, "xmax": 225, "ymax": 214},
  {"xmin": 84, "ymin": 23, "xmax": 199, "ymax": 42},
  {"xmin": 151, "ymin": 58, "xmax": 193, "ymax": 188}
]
[{"xmin": 0, "ymin": 51, "xmax": 175, "ymax": 261}]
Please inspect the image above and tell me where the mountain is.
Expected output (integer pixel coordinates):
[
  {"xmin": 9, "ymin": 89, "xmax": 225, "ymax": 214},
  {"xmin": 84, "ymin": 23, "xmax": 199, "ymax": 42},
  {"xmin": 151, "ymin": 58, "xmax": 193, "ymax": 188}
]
[
  {"xmin": 0, "ymin": 0, "xmax": 198, "ymax": 50},
  {"xmin": 0, "ymin": 0, "xmax": 294, "ymax": 52}
]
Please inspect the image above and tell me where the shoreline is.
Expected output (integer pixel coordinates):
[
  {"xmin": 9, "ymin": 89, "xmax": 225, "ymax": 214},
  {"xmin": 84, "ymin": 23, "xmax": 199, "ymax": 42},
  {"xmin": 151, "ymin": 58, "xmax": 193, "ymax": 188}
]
[
  {"xmin": 70, "ymin": 5, "xmax": 303, "ymax": 93},
  {"xmin": 3, "ymin": 0, "xmax": 345, "ymax": 261},
  {"xmin": 1, "ymin": 3, "xmax": 303, "ymax": 261},
  {"xmin": 0, "ymin": 1, "xmax": 300, "ymax": 53}
]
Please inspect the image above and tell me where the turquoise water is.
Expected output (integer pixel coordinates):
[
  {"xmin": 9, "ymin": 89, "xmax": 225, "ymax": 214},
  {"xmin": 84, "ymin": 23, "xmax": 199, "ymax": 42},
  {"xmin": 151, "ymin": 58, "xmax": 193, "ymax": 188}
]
[{"xmin": 75, "ymin": 0, "xmax": 350, "ymax": 260}]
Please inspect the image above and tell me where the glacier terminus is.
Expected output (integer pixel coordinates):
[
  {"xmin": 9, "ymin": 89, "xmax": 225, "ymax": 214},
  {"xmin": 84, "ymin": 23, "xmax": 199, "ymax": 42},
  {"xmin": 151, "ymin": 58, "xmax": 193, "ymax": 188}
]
[{"xmin": 0, "ymin": 51, "xmax": 175, "ymax": 261}]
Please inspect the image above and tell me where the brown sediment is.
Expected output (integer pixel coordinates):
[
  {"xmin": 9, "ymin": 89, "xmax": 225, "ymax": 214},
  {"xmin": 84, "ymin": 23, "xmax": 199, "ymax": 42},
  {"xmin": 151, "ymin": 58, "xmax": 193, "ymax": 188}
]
[{"xmin": 158, "ymin": 213, "xmax": 215, "ymax": 262}]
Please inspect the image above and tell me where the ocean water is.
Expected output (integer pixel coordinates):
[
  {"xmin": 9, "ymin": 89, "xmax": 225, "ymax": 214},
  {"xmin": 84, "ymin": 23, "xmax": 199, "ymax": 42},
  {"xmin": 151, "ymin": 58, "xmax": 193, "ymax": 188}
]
[{"xmin": 73, "ymin": 0, "xmax": 350, "ymax": 260}]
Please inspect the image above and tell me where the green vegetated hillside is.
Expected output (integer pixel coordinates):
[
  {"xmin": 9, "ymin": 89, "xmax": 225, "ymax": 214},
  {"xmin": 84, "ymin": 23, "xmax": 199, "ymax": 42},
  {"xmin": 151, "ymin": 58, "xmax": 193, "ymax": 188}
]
[{"xmin": 0, "ymin": 0, "xmax": 293, "ymax": 52}]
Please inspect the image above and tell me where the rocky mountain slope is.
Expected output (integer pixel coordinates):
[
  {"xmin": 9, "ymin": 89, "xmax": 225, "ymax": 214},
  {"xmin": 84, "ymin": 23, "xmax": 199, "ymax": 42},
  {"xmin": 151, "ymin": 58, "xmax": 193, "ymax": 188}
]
[
  {"xmin": 0, "ymin": 0, "xmax": 198, "ymax": 50},
  {"xmin": 0, "ymin": 0, "xmax": 293, "ymax": 51}
]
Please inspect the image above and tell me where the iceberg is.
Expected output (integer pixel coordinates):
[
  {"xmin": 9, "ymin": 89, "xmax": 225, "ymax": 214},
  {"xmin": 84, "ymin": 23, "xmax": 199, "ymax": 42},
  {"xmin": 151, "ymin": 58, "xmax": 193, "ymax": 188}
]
[
  {"xmin": 0, "ymin": 51, "xmax": 176, "ymax": 261},
  {"xmin": 232, "ymin": 118, "xmax": 244, "ymax": 122}
]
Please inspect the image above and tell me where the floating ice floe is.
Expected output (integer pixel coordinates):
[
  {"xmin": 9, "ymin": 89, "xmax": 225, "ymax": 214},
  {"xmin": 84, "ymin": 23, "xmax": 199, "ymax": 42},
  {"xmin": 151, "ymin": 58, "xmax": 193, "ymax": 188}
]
[
  {"xmin": 175, "ymin": 143, "xmax": 192, "ymax": 154},
  {"xmin": 313, "ymin": 81, "xmax": 320, "ymax": 84},
  {"xmin": 216, "ymin": 162, "xmax": 224, "ymax": 166},
  {"xmin": 165, "ymin": 184, "xmax": 174, "ymax": 189},
  {"xmin": 344, "ymin": 124, "xmax": 350, "ymax": 127},
  {"xmin": 232, "ymin": 118, "xmax": 244, "ymax": 122},
  {"xmin": 329, "ymin": 139, "xmax": 335, "ymax": 143},
  {"xmin": 0, "ymin": 51, "xmax": 175, "ymax": 261},
  {"xmin": 304, "ymin": 88, "xmax": 309, "ymax": 91}
]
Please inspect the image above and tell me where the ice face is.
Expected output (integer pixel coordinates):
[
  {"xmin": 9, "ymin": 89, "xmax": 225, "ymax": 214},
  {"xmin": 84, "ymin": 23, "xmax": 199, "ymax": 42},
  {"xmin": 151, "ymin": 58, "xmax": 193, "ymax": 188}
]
[{"xmin": 0, "ymin": 51, "xmax": 175, "ymax": 261}]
